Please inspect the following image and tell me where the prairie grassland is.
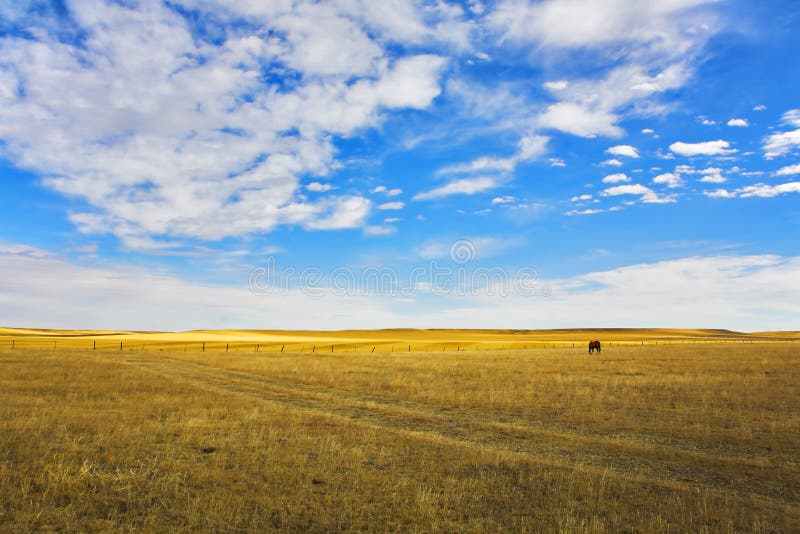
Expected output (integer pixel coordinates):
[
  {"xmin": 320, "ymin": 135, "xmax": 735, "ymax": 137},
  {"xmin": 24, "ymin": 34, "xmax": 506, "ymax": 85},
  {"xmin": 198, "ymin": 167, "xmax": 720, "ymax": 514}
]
[
  {"xmin": 1, "ymin": 343, "xmax": 798, "ymax": 532},
  {"xmin": 2, "ymin": 326, "xmax": 798, "ymax": 353}
]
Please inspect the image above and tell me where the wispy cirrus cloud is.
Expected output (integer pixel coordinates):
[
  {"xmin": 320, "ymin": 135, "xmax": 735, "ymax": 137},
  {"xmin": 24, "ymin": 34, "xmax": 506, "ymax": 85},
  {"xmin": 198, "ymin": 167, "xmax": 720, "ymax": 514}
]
[
  {"xmin": 413, "ymin": 176, "xmax": 502, "ymax": 201},
  {"xmin": 436, "ymin": 134, "xmax": 549, "ymax": 175}
]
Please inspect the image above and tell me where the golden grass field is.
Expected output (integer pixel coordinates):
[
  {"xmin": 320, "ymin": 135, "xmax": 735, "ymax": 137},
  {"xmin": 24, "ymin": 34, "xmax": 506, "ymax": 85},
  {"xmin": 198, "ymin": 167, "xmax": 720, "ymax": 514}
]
[
  {"xmin": 2, "ymin": 326, "xmax": 799, "ymax": 353},
  {"xmin": 1, "ymin": 328, "xmax": 799, "ymax": 531}
]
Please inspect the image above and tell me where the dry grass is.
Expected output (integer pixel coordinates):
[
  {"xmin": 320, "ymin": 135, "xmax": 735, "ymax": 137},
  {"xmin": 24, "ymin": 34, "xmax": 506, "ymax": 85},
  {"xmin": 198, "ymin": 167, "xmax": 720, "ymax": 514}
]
[
  {"xmin": 1, "ymin": 342, "xmax": 798, "ymax": 532},
  {"xmin": 2, "ymin": 327, "xmax": 799, "ymax": 353}
]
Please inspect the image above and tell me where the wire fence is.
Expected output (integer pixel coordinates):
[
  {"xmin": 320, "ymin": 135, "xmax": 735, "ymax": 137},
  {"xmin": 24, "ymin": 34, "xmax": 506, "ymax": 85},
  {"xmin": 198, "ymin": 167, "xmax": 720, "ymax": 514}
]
[{"xmin": 1, "ymin": 336, "xmax": 798, "ymax": 354}]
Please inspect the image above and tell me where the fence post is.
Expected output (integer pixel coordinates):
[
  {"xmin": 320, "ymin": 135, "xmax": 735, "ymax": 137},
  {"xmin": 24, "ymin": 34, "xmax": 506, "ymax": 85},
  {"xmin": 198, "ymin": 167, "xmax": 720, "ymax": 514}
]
[
  {"xmin": 93, "ymin": 339, "xmax": 96, "ymax": 350},
  {"xmin": 226, "ymin": 344, "xmax": 229, "ymax": 352},
  {"xmin": 11, "ymin": 339, "xmax": 14, "ymax": 350},
  {"xmin": 312, "ymin": 345, "xmax": 316, "ymax": 352},
  {"xmin": 281, "ymin": 345, "xmax": 285, "ymax": 352},
  {"xmin": 408, "ymin": 344, "xmax": 411, "ymax": 352},
  {"xmin": 372, "ymin": 346, "xmax": 375, "ymax": 352},
  {"xmin": 120, "ymin": 341, "xmax": 123, "ymax": 351},
  {"xmin": 202, "ymin": 342, "xmax": 205, "ymax": 352},
  {"xmin": 331, "ymin": 344, "xmax": 334, "ymax": 352}
]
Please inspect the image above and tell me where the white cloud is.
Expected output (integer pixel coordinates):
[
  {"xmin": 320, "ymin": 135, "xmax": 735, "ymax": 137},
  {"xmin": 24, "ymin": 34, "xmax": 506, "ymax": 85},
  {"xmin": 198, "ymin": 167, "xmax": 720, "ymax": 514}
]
[
  {"xmin": 538, "ymin": 102, "xmax": 622, "ymax": 137},
  {"xmin": 601, "ymin": 184, "xmax": 651, "ymax": 196},
  {"xmin": 489, "ymin": 0, "xmax": 717, "ymax": 50},
  {"xmin": 703, "ymin": 181, "xmax": 800, "ymax": 198},
  {"xmin": 377, "ymin": 201, "xmax": 405, "ymax": 210},
  {"xmin": 416, "ymin": 236, "xmax": 522, "ymax": 260},
  {"xmin": 4, "ymin": 244, "xmax": 799, "ymax": 331},
  {"xmin": 698, "ymin": 171, "xmax": 726, "ymax": 183},
  {"xmin": 601, "ymin": 184, "xmax": 676, "ymax": 204},
  {"xmin": 641, "ymin": 128, "xmax": 655, "ymax": 134},
  {"xmin": 543, "ymin": 80, "xmax": 568, "ymax": 91},
  {"xmin": 306, "ymin": 182, "xmax": 335, "ymax": 192},
  {"xmin": 300, "ymin": 196, "xmax": 372, "ymax": 230},
  {"xmin": 727, "ymin": 118, "xmax": 749, "ymax": 127},
  {"xmin": 764, "ymin": 130, "xmax": 800, "ymax": 159},
  {"xmin": 669, "ymin": 140, "xmax": 736, "ymax": 156},
  {"xmin": 532, "ymin": 59, "xmax": 696, "ymax": 139},
  {"xmin": 372, "ymin": 186, "xmax": 403, "ymax": 196},
  {"xmin": 703, "ymin": 188, "xmax": 735, "ymax": 198},
  {"xmin": 570, "ymin": 194, "xmax": 593, "ymax": 202},
  {"xmin": 606, "ymin": 145, "xmax": 640, "ymax": 158},
  {"xmin": 783, "ymin": 109, "xmax": 800, "ymax": 127},
  {"xmin": 492, "ymin": 196, "xmax": 517, "ymax": 204},
  {"xmin": 601, "ymin": 158, "xmax": 624, "ymax": 167},
  {"xmin": 674, "ymin": 165, "xmax": 725, "ymax": 183},
  {"xmin": 736, "ymin": 182, "xmax": 800, "ymax": 198},
  {"xmin": 764, "ymin": 110, "xmax": 800, "ymax": 159},
  {"xmin": 565, "ymin": 208, "xmax": 603, "ymax": 216},
  {"xmin": 363, "ymin": 225, "xmax": 396, "ymax": 237},
  {"xmin": 753, "ymin": 105, "xmax": 767, "ymax": 111},
  {"xmin": 0, "ymin": 1, "xmax": 451, "ymax": 244},
  {"xmin": 602, "ymin": 173, "xmax": 630, "ymax": 184},
  {"xmin": 414, "ymin": 176, "xmax": 501, "ymax": 200},
  {"xmin": 383, "ymin": 217, "xmax": 402, "ymax": 223},
  {"xmin": 438, "ymin": 155, "xmax": 516, "ymax": 174},
  {"xmin": 438, "ymin": 134, "xmax": 549, "ymax": 175},
  {"xmin": 652, "ymin": 173, "xmax": 683, "ymax": 188},
  {"xmin": 548, "ymin": 158, "xmax": 566, "ymax": 167},
  {"xmin": 775, "ymin": 164, "xmax": 800, "ymax": 176}
]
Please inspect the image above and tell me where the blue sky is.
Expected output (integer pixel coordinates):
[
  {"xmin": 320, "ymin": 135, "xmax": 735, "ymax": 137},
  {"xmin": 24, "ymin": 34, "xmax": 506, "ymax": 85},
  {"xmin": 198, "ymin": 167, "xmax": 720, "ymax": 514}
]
[{"xmin": 1, "ymin": 0, "xmax": 799, "ymax": 331}]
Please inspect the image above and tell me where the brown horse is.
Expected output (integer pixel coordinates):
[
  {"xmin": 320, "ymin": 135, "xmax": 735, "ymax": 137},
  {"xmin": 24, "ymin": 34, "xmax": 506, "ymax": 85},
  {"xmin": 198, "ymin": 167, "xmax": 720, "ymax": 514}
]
[{"xmin": 588, "ymin": 340, "xmax": 601, "ymax": 354}]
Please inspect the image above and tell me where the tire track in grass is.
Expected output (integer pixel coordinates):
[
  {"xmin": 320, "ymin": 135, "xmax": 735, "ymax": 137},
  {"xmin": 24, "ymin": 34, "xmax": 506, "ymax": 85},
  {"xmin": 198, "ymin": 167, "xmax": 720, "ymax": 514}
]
[{"xmin": 115, "ymin": 352, "xmax": 800, "ymax": 509}]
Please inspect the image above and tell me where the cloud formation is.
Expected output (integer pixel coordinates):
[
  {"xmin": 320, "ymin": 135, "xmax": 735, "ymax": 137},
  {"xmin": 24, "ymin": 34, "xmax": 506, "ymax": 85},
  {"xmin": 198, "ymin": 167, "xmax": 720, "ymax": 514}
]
[
  {"xmin": 0, "ymin": 1, "xmax": 450, "ymax": 247},
  {"xmin": 606, "ymin": 145, "xmax": 640, "ymax": 158},
  {"xmin": 670, "ymin": 140, "xmax": 736, "ymax": 156},
  {"xmin": 764, "ymin": 109, "xmax": 800, "ymax": 159},
  {"xmin": 413, "ymin": 176, "xmax": 501, "ymax": 200},
  {"xmin": 2, "ymin": 242, "xmax": 798, "ymax": 331}
]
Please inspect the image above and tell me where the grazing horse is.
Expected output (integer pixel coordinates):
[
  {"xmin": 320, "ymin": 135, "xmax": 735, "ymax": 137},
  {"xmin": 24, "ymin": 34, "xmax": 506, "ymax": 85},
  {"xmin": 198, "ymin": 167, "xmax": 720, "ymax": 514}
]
[{"xmin": 588, "ymin": 340, "xmax": 601, "ymax": 354}]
